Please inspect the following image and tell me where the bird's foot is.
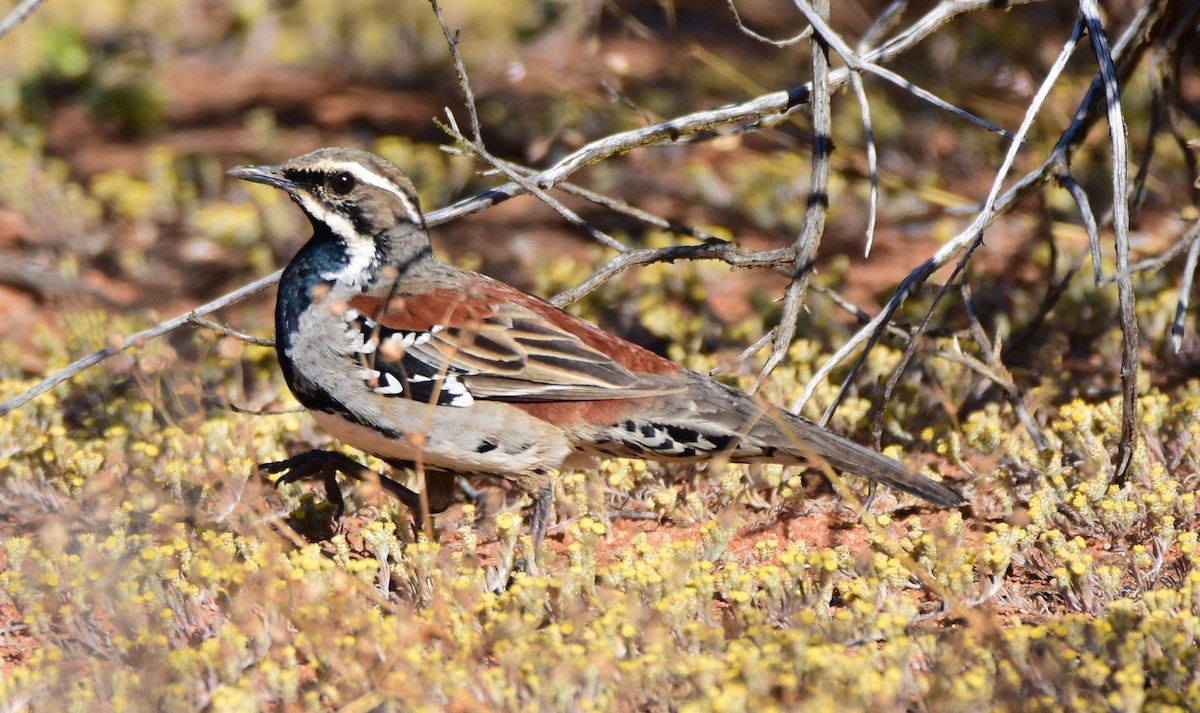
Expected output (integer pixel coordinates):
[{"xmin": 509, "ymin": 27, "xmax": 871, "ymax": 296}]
[{"xmin": 259, "ymin": 450, "xmax": 424, "ymax": 520}]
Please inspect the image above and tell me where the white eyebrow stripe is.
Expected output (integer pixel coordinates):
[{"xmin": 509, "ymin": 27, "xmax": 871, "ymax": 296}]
[
  {"xmin": 346, "ymin": 165, "xmax": 421, "ymax": 224},
  {"xmin": 302, "ymin": 158, "xmax": 422, "ymax": 225}
]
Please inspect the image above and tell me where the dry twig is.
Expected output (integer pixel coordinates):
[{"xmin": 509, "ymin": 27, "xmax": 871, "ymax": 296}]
[
  {"xmin": 1079, "ymin": 0, "xmax": 1137, "ymax": 482},
  {"xmin": 795, "ymin": 2, "xmax": 1166, "ymax": 487},
  {"xmin": 749, "ymin": 0, "xmax": 833, "ymax": 395},
  {"xmin": 0, "ymin": 0, "xmax": 43, "ymax": 41},
  {"xmin": 0, "ymin": 0, "xmax": 1110, "ymax": 424}
]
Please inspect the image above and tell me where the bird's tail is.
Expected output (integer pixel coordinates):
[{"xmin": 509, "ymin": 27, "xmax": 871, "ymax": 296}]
[
  {"xmin": 626, "ymin": 373, "xmax": 964, "ymax": 507},
  {"xmin": 752, "ymin": 408, "xmax": 964, "ymax": 507}
]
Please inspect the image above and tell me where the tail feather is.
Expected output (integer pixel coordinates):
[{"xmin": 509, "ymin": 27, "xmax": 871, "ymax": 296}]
[
  {"xmin": 763, "ymin": 410, "xmax": 964, "ymax": 507},
  {"xmin": 624, "ymin": 373, "xmax": 965, "ymax": 508}
]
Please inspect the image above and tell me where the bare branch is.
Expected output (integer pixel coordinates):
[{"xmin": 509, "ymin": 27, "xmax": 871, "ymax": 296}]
[
  {"xmin": 860, "ymin": 1, "xmax": 909, "ymax": 50},
  {"xmin": 849, "ymin": 70, "xmax": 879, "ymax": 257},
  {"xmin": 0, "ymin": 0, "xmax": 43, "ymax": 41},
  {"xmin": 958, "ymin": 282, "xmax": 1048, "ymax": 451},
  {"xmin": 1172, "ymin": 230, "xmax": 1200, "ymax": 354},
  {"xmin": 550, "ymin": 241, "xmax": 793, "ymax": 308},
  {"xmin": 794, "ymin": 0, "xmax": 1015, "ymax": 140},
  {"xmin": 867, "ymin": 247, "xmax": 980, "ymax": 449},
  {"xmin": 0, "ymin": 0, "xmax": 1054, "ymax": 418},
  {"xmin": 548, "ymin": 181, "xmax": 724, "ymax": 243},
  {"xmin": 1, "ymin": 270, "xmax": 283, "ymax": 416},
  {"xmin": 1132, "ymin": 3, "xmax": 1200, "ymax": 210},
  {"xmin": 1056, "ymin": 172, "xmax": 1105, "ymax": 284},
  {"xmin": 726, "ymin": 0, "xmax": 812, "ymax": 46},
  {"xmin": 1004, "ymin": 244, "xmax": 1090, "ymax": 364},
  {"xmin": 442, "ymin": 114, "xmax": 628, "ymax": 253},
  {"xmin": 436, "ymin": 0, "xmax": 1047, "ymax": 225},
  {"xmin": 1079, "ymin": 0, "xmax": 1137, "ymax": 482},
  {"xmin": 751, "ymin": 0, "xmax": 832, "ymax": 394},
  {"xmin": 429, "ymin": 0, "xmax": 483, "ymax": 144},
  {"xmin": 188, "ymin": 316, "xmax": 276, "ymax": 348},
  {"xmin": 1122, "ymin": 218, "xmax": 1200, "ymax": 353},
  {"xmin": 493, "ymin": 158, "xmax": 726, "ymax": 242},
  {"xmin": 795, "ymin": 13, "xmax": 1088, "ymax": 417}
]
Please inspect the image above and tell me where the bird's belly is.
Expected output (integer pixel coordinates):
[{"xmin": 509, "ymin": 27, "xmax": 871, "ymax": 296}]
[
  {"xmin": 309, "ymin": 409, "xmax": 423, "ymax": 463},
  {"xmin": 308, "ymin": 401, "xmax": 572, "ymax": 477}
]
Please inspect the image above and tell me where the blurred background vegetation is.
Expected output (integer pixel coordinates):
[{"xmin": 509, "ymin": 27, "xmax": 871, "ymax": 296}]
[{"xmin": 2, "ymin": 0, "xmax": 1200, "ymax": 710}]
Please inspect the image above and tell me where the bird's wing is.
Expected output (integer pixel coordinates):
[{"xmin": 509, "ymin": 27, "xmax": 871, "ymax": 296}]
[{"xmin": 344, "ymin": 275, "xmax": 682, "ymax": 404}]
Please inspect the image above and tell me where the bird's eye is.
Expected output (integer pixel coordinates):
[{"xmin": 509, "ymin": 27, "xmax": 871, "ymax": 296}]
[{"xmin": 330, "ymin": 172, "xmax": 356, "ymax": 195}]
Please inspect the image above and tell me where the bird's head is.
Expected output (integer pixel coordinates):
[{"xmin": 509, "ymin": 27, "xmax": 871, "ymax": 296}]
[{"xmin": 228, "ymin": 147, "xmax": 431, "ymax": 286}]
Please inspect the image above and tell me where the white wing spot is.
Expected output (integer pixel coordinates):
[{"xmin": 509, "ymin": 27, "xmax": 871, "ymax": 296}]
[
  {"xmin": 443, "ymin": 374, "xmax": 468, "ymax": 395},
  {"xmin": 374, "ymin": 372, "xmax": 405, "ymax": 395},
  {"xmin": 442, "ymin": 374, "xmax": 474, "ymax": 407},
  {"xmin": 359, "ymin": 338, "xmax": 378, "ymax": 355},
  {"xmin": 354, "ymin": 368, "xmax": 381, "ymax": 381},
  {"xmin": 393, "ymin": 330, "xmax": 435, "ymax": 348}
]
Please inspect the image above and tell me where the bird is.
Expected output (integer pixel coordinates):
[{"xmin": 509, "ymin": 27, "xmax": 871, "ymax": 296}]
[{"xmin": 228, "ymin": 147, "xmax": 964, "ymax": 569}]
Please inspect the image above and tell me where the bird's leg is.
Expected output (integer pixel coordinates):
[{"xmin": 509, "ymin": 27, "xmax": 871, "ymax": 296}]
[
  {"xmin": 380, "ymin": 459, "xmax": 458, "ymax": 538},
  {"xmin": 424, "ymin": 472, "xmax": 458, "ymax": 514},
  {"xmin": 259, "ymin": 450, "xmax": 423, "ymax": 519},
  {"xmin": 484, "ymin": 484, "xmax": 553, "ymax": 590},
  {"xmin": 457, "ymin": 477, "xmax": 487, "ymax": 513},
  {"xmin": 526, "ymin": 485, "xmax": 555, "ymax": 576},
  {"xmin": 861, "ymin": 481, "xmax": 878, "ymax": 512},
  {"xmin": 374, "ymin": 474, "xmax": 432, "ymax": 539},
  {"xmin": 373, "ymin": 471, "xmax": 431, "ymax": 515}
]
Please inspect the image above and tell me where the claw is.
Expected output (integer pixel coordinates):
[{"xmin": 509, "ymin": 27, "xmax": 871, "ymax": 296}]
[
  {"xmin": 322, "ymin": 469, "xmax": 347, "ymax": 520},
  {"xmin": 257, "ymin": 450, "xmax": 357, "ymax": 517},
  {"xmin": 257, "ymin": 449, "xmax": 435, "ymax": 528}
]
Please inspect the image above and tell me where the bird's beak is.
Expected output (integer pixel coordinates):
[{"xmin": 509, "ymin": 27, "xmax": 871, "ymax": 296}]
[{"xmin": 226, "ymin": 164, "xmax": 297, "ymax": 195}]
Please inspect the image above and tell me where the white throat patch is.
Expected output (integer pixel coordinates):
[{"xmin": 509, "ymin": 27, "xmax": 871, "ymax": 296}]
[
  {"xmin": 300, "ymin": 193, "xmax": 377, "ymax": 286},
  {"xmin": 293, "ymin": 158, "xmax": 425, "ymax": 287}
]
